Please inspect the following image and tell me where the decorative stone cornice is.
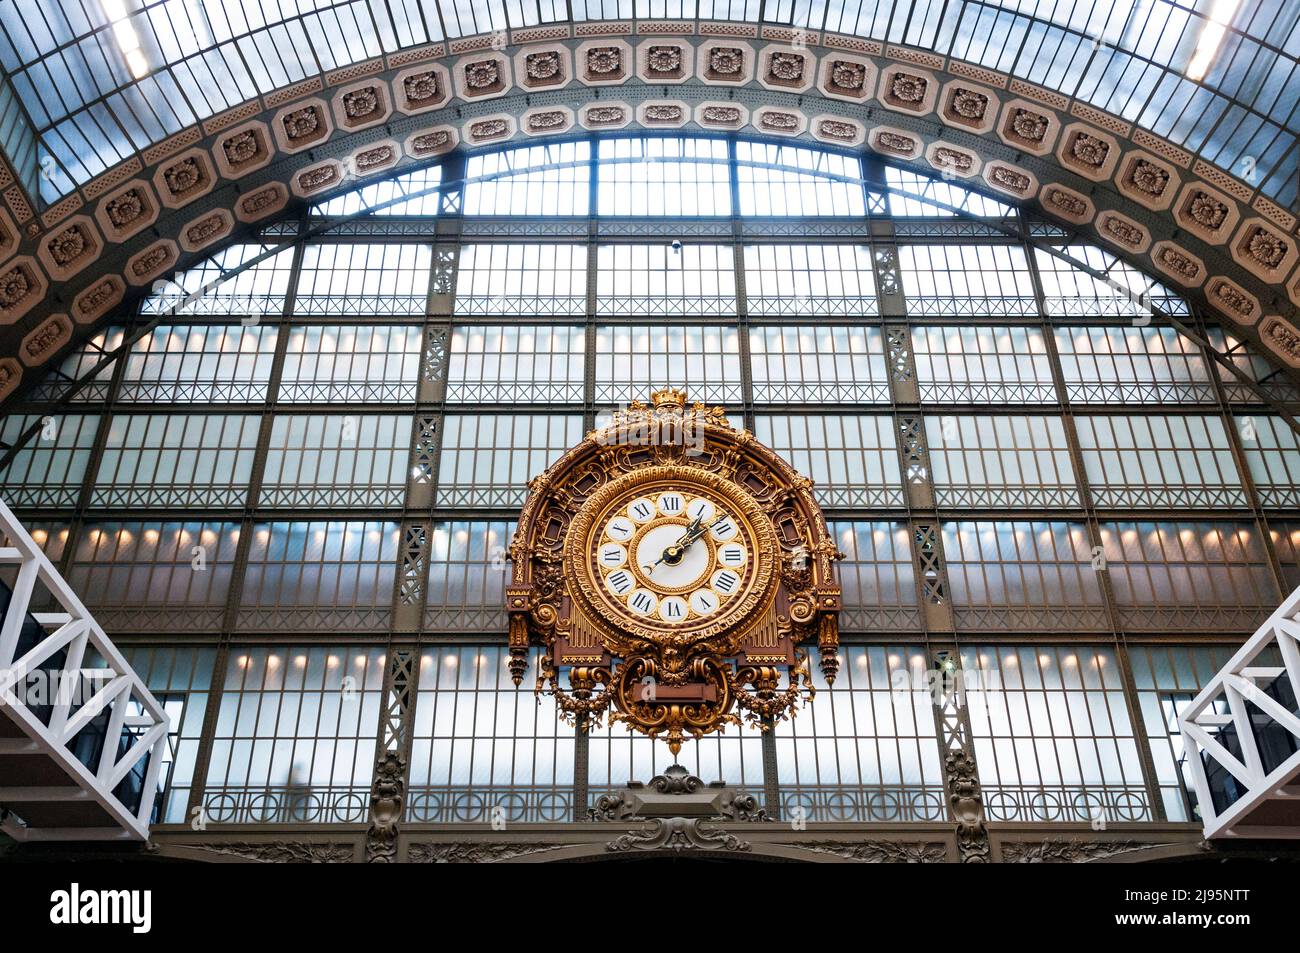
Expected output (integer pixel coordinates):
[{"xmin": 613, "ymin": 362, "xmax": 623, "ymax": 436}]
[
  {"xmin": 799, "ymin": 840, "xmax": 949, "ymax": 862},
  {"xmin": 407, "ymin": 842, "xmax": 568, "ymax": 863},
  {"xmin": 187, "ymin": 841, "xmax": 357, "ymax": 863},
  {"xmin": 1000, "ymin": 839, "xmax": 1181, "ymax": 863}
]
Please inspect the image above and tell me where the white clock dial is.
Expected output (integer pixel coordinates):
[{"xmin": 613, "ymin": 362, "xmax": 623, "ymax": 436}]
[
  {"xmin": 635, "ymin": 523, "xmax": 710, "ymax": 590},
  {"xmin": 656, "ymin": 491, "xmax": 685, "ymax": 517},
  {"xmin": 598, "ymin": 543, "xmax": 627, "ymax": 569},
  {"xmin": 627, "ymin": 588, "xmax": 658, "ymax": 617},
  {"xmin": 593, "ymin": 487, "xmax": 758, "ymax": 627},
  {"xmin": 605, "ymin": 516, "xmax": 636, "ymax": 542},
  {"xmin": 627, "ymin": 498, "xmax": 657, "ymax": 523},
  {"xmin": 658, "ymin": 596, "xmax": 688, "ymax": 623},
  {"xmin": 689, "ymin": 588, "xmax": 720, "ymax": 617},
  {"xmin": 711, "ymin": 568, "xmax": 741, "ymax": 597},
  {"xmin": 716, "ymin": 542, "xmax": 747, "ymax": 568}
]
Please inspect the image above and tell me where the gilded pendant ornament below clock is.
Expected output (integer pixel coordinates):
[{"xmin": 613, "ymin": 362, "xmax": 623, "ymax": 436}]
[{"xmin": 507, "ymin": 388, "xmax": 842, "ymax": 753}]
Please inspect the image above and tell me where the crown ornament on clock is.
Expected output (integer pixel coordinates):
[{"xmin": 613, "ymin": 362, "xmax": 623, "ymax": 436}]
[
  {"xmin": 507, "ymin": 389, "xmax": 843, "ymax": 753},
  {"xmin": 605, "ymin": 387, "xmax": 732, "ymax": 432},
  {"xmin": 650, "ymin": 386, "xmax": 686, "ymax": 407}
]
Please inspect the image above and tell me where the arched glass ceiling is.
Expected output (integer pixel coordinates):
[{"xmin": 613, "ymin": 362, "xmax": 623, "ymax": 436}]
[{"xmin": 1, "ymin": 0, "xmax": 1298, "ymax": 207}]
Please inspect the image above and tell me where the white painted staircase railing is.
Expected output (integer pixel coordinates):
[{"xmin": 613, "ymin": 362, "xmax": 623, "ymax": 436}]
[
  {"xmin": 0, "ymin": 499, "xmax": 169, "ymax": 842},
  {"xmin": 1180, "ymin": 585, "xmax": 1300, "ymax": 839}
]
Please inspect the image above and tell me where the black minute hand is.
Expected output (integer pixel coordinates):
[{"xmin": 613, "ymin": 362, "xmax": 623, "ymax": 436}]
[
  {"xmin": 678, "ymin": 513, "xmax": 723, "ymax": 549},
  {"xmin": 675, "ymin": 514, "xmax": 704, "ymax": 546}
]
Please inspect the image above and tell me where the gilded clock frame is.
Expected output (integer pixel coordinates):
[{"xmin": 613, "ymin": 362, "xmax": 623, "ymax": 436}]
[{"xmin": 506, "ymin": 389, "xmax": 843, "ymax": 751}]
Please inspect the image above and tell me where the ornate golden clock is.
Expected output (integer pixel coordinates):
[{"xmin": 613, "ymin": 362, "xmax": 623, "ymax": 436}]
[{"xmin": 507, "ymin": 389, "xmax": 842, "ymax": 753}]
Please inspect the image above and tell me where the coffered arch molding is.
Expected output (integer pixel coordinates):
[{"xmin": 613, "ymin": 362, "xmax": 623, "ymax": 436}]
[{"xmin": 2, "ymin": 30, "xmax": 1300, "ymax": 407}]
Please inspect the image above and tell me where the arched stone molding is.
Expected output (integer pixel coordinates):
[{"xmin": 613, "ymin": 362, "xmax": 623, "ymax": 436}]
[{"xmin": 2, "ymin": 25, "xmax": 1299, "ymax": 404}]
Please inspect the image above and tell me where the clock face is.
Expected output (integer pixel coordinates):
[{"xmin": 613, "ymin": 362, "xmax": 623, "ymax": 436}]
[{"xmin": 591, "ymin": 486, "xmax": 757, "ymax": 629}]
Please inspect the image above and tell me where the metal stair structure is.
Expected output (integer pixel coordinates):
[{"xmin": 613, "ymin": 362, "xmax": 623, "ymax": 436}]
[
  {"xmin": 1181, "ymin": 585, "xmax": 1300, "ymax": 839},
  {"xmin": 0, "ymin": 499, "xmax": 169, "ymax": 842}
]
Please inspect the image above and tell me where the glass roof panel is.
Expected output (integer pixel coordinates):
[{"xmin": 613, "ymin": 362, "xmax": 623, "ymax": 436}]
[{"xmin": 1, "ymin": 0, "xmax": 1296, "ymax": 209}]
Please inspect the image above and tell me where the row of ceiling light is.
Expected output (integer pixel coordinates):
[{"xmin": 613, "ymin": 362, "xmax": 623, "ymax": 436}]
[{"xmin": 94, "ymin": 1, "xmax": 1241, "ymax": 94}]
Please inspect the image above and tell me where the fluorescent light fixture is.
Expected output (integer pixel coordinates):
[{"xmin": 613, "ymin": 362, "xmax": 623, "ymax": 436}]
[
  {"xmin": 100, "ymin": 0, "xmax": 149, "ymax": 79},
  {"xmin": 1186, "ymin": 0, "xmax": 1242, "ymax": 81}
]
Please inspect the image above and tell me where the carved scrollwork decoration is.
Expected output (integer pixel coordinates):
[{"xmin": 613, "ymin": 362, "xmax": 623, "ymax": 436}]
[
  {"xmin": 606, "ymin": 817, "xmax": 752, "ymax": 853},
  {"xmin": 733, "ymin": 649, "xmax": 815, "ymax": 727},
  {"xmin": 535, "ymin": 654, "xmax": 615, "ymax": 727},
  {"xmin": 947, "ymin": 750, "xmax": 991, "ymax": 863},
  {"xmin": 365, "ymin": 750, "xmax": 405, "ymax": 864}
]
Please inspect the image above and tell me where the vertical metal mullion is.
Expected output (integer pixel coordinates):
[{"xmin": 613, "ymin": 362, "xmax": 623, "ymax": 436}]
[
  {"xmin": 583, "ymin": 138, "xmax": 599, "ymax": 431},
  {"xmin": 361, "ymin": 221, "xmax": 436, "ymax": 842},
  {"xmin": 729, "ymin": 137, "xmax": 756, "ymax": 433},
  {"xmin": 369, "ymin": 168, "xmax": 460, "ymax": 836},
  {"xmin": 187, "ymin": 224, "xmax": 307, "ymax": 822},
  {"xmin": 571, "ymin": 137, "xmax": 601, "ymax": 805},
  {"xmin": 1021, "ymin": 220, "xmax": 1167, "ymax": 823},
  {"xmin": 734, "ymin": 138, "xmax": 775, "ymax": 808},
  {"xmin": 55, "ymin": 316, "xmax": 131, "ymax": 578},
  {"xmin": 309, "ymin": 646, "xmax": 332, "ymax": 818},
  {"xmin": 572, "ymin": 721, "xmax": 590, "ymax": 820},
  {"xmin": 760, "ymin": 714, "xmax": 780, "ymax": 818},
  {"xmin": 1196, "ymin": 306, "xmax": 1288, "ymax": 601}
]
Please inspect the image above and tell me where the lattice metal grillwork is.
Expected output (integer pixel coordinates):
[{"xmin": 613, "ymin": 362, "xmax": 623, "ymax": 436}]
[
  {"xmin": 69, "ymin": 521, "xmax": 239, "ymax": 632},
  {"xmin": 407, "ymin": 645, "xmax": 573, "ymax": 823},
  {"xmin": 237, "ymin": 522, "xmax": 399, "ymax": 633},
  {"xmin": 445, "ymin": 325, "xmax": 584, "ymax": 404},
  {"xmin": 595, "ymin": 244, "xmax": 737, "ymax": 317},
  {"xmin": 594, "ymin": 325, "xmax": 743, "ymax": 405},
  {"xmin": 1236, "ymin": 415, "xmax": 1300, "ymax": 508},
  {"xmin": 913, "ymin": 326, "xmax": 1057, "ymax": 404},
  {"xmin": 750, "ymin": 325, "xmax": 890, "ymax": 404},
  {"xmin": 743, "ymin": 244, "xmax": 878, "ymax": 316},
  {"xmin": 1075, "ymin": 415, "xmax": 1248, "ymax": 509},
  {"xmin": 455, "ymin": 244, "xmax": 587, "ymax": 316},
  {"xmin": 294, "ymin": 244, "xmax": 433, "ymax": 316},
  {"xmin": 0, "ymin": 413, "xmax": 99, "ymax": 508},
  {"xmin": 1101, "ymin": 521, "xmax": 1278, "ymax": 632},
  {"xmin": 942, "ymin": 521, "xmax": 1109, "ymax": 631},
  {"xmin": 1055, "ymin": 327, "xmax": 1217, "ymax": 405},
  {"xmin": 437, "ymin": 414, "xmax": 582, "ymax": 508},
  {"xmin": 114, "ymin": 325, "xmax": 278, "ymax": 404},
  {"xmin": 423, "ymin": 521, "xmax": 514, "ymax": 633},
  {"xmin": 899, "ymin": 244, "xmax": 1037, "ymax": 316},
  {"xmin": 200, "ymin": 645, "xmax": 386, "ymax": 825},
  {"xmin": 961, "ymin": 645, "xmax": 1152, "ymax": 823},
  {"xmin": 830, "ymin": 522, "xmax": 922, "ymax": 632},
  {"xmin": 279, "ymin": 325, "xmax": 422, "ymax": 404},
  {"xmin": 25, "ymin": 327, "xmax": 122, "ymax": 403},
  {"xmin": 755, "ymin": 415, "xmax": 904, "ymax": 508},
  {"xmin": 93, "ymin": 414, "xmax": 259, "ymax": 509},
  {"xmin": 4, "ymin": 134, "xmax": 1299, "ymax": 838},
  {"xmin": 926, "ymin": 415, "xmax": 1080, "ymax": 509}
]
